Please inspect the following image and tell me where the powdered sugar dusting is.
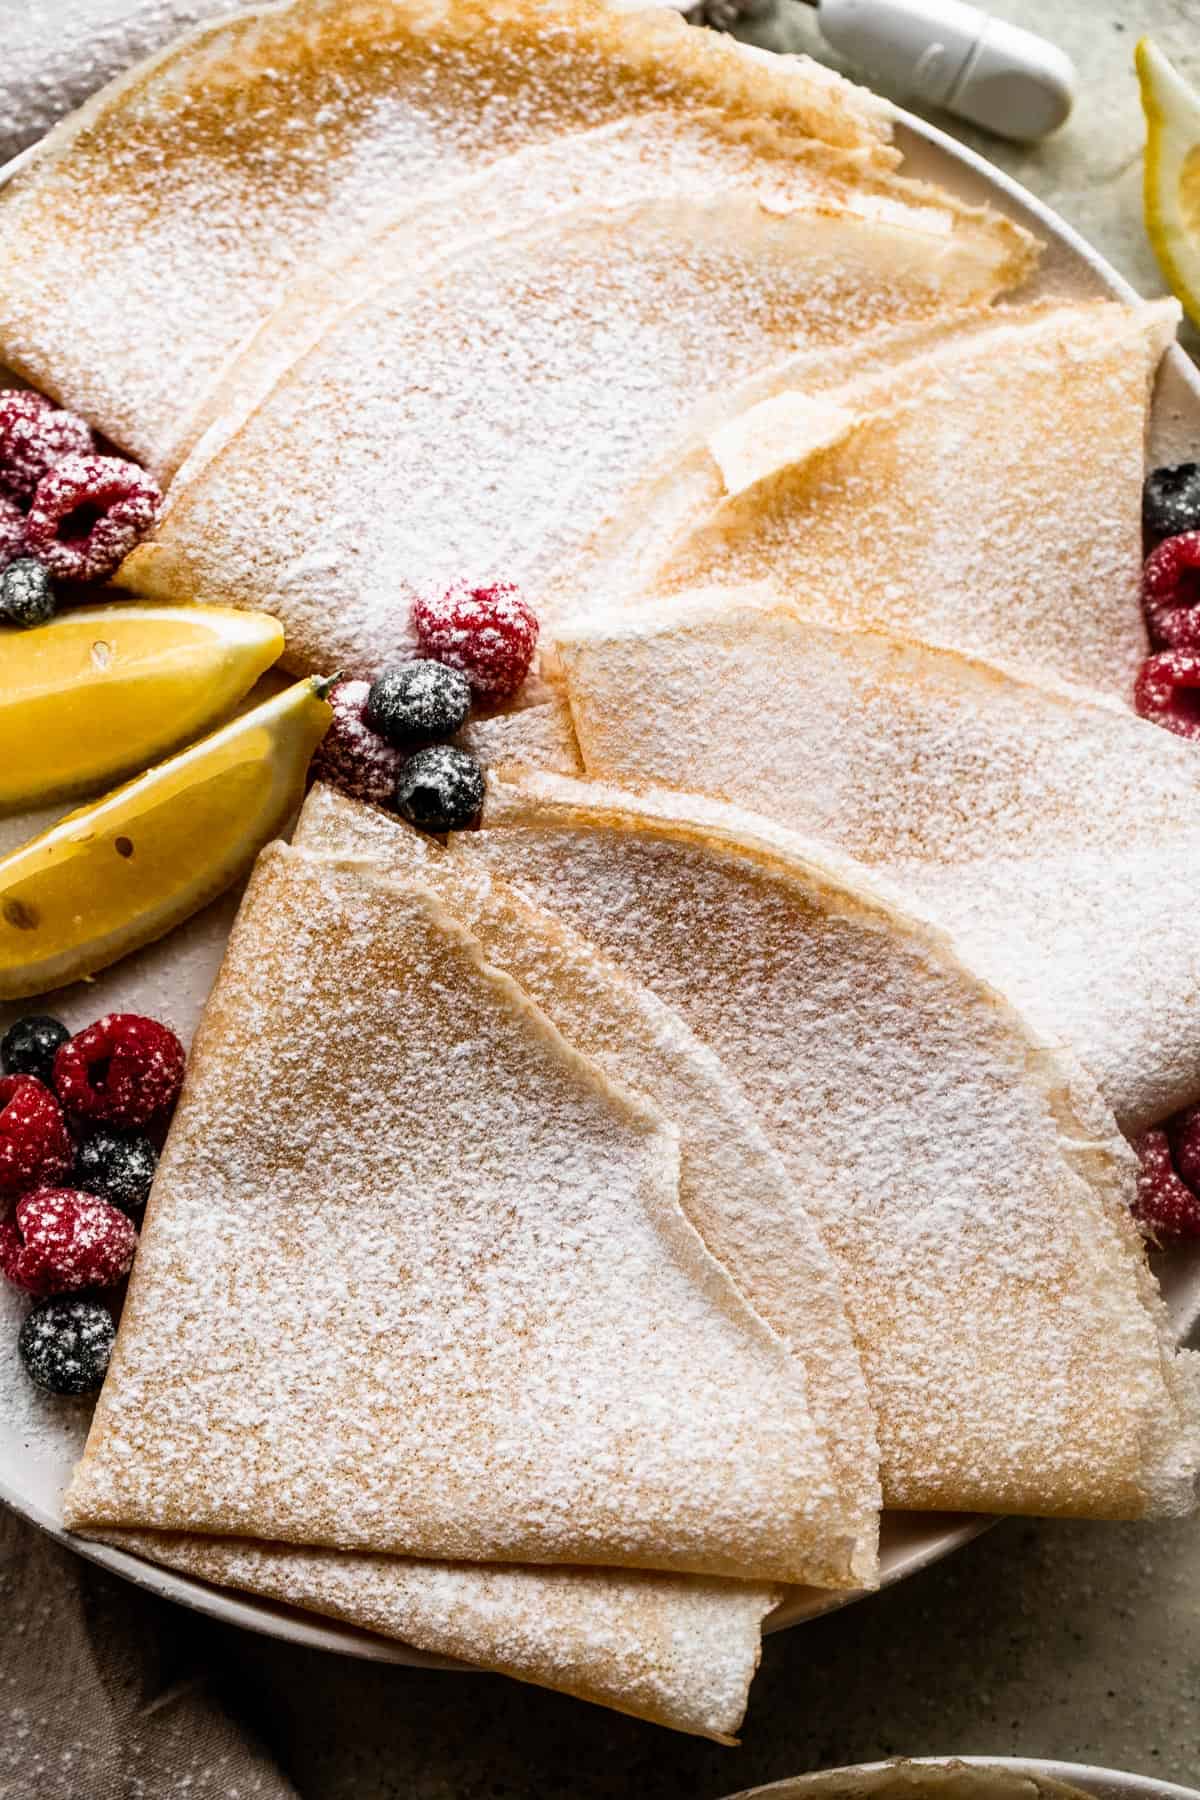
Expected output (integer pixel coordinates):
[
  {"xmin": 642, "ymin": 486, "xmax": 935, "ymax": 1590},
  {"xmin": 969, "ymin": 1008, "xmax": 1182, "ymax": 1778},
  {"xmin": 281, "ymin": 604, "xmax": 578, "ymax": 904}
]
[
  {"xmin": 553, "ymin": 589, "xmax": 1200, "ymax": 1130},
  {"xmin": 0, "ymin": 0, "xmax": 892, "ymax": 469},
  {"xmin": 66, "ymin": 843, "xmax": 841, "ymax": 1583},
  {"xmin": 100, "ymin": 1527, "xmax": 777, "ymax": 1743},
  {"xmin": 583, "ymin": 299, "xmax": 1174, "ymax": 698},
  {"xmin": 290, "ymin": 784, "xmax": 880, "ymax": 1586},
  {"xmin": 121, "ymin": 191, "xmax": 1023, "ymax": 678},
  {"xmin": 465, "ymin": 774, "xmax": 1200, "ymax": 1519}
]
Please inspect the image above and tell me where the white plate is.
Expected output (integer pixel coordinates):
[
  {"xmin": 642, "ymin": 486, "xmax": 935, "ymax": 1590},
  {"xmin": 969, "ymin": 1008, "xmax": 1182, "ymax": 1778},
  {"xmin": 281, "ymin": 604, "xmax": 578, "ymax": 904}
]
[
  {"xmin": 722, "ymin": 1756, "xmax": 1200, "ymax": 1800},
  {"xmin": 1, "ymin": 96, "xmax": 1199, "ymax": 1667}
]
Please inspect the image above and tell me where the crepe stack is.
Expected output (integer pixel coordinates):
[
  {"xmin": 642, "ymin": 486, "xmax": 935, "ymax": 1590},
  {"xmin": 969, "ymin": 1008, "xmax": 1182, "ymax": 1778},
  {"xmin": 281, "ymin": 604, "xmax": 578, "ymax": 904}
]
[
  {"xmin": 2, "ymin": 0, "xmax": 1197, "ymax": 1744},
  {"xmin": 70, "ymin": 781, "xmax": 1199, "ymax": 1737},
  {"xmin": 552, "ymin": 589, "xmax": 1200, "ymax": 1129},
  {"xmin": 0, "ymin": 0, "xmax": 1036, "ymax": 480},
  {"xmin": 72, "ymin": 783, "xmax": 880, "ymax": 1738}
]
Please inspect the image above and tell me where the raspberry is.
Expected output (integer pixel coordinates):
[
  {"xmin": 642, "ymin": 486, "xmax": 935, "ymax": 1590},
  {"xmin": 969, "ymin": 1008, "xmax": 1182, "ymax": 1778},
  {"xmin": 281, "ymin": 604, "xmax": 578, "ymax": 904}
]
[
  {"xmin": 1132, "ymin": 1128, "xmax": 1200, "ymax": 1243},
  {"xmin": 0, "ymin": 496, "xmax": 27, "ymax": 572},
  {"xmin": 1171, "ymin": 1102, "xmax": 1200, "ymax": 1193},
  {"xmin": 25, "ymin": 452, "xmax": 161, "ymax": 584},
  {"xmin": 54, "ymin": 1013, "xmax": 185, "ymax": 1128},
  {"xmin": 413, "ymin": 582, "xmax": 539, "ymax": 700},
  {"xmin": 0, "ymin": 1076, "xmax": 73, "ymax": 1196},
  {"xmin": 394, "ymin": 744, "xmax": 485, "ymax": 833},
  {"xmin": 1134, "ymin": 650, "xmax": 1200, "ymax": 740},
  {"xmin": 309, "ymin": 678, "xmax": 407, "ymax": 807},
  {"xmin": 0, "ymin": 392, "xmax": 93, "ymax": 504},
  {"xmin": 1141, "ymin": 532, "xmax": 1200, "ymax": 650},
  {"xmin": 0, "ymin": 1188, "xmax": 137, "ymax": 1295},
  {"xmin": 19, "ymin": 1295, "xmax": 114, "ymax": 1395}
]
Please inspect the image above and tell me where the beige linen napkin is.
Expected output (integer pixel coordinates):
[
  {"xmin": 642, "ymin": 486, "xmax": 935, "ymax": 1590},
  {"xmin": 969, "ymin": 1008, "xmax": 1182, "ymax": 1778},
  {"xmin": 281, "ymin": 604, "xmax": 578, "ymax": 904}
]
[{"xmin": 0, "ymin": 1507, "xmax": 297, "ymax": 1800}]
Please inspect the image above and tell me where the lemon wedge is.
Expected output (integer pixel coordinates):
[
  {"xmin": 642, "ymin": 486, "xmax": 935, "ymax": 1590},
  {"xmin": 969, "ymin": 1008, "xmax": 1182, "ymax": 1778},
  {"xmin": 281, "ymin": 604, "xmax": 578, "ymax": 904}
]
[
  {"xmin": 0, "ymin": 604, "xmax": 284, "ymax": 812},
  {"xmin": 1137, "ymin": 38, "xmax": 1200, "ymax": 328},
  {"xmin": 0, "ymin": 676, "xmax": 332, "ymax": 999}
]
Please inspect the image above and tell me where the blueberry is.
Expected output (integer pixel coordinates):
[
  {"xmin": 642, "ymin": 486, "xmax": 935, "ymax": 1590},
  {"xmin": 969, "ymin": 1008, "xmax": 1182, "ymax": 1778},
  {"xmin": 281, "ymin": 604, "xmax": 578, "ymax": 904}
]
[
  {"xmin": 394, "ymin": 745, "xmax": 485, "ymax": 834},
  {"xmin": 364, "ymin": 661, "xmax": 471, "ymax": 746},
  {"xmin": 19, "ymin": 1295, "xmax": 114, "ymax": 1396},
  {"xmin": 1, "ymin": 1014, "xmax": 69, "ymax": 1085},
  {"xmin": 0, "ymin": 558, "xmax": 56, "ymax": 629},
  {"xmin": 1144, "ymin": 463, "xmax": 1200, "ymax": 541},
  {"xmin": 75, "ymin": 1127, "xmax": 158, "ymax": 1217}
]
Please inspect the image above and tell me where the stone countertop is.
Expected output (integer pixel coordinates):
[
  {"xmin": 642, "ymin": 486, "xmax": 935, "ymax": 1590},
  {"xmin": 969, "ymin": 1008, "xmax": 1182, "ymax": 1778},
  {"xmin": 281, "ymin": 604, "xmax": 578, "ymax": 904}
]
[{"xmin": 122, "ymin": 6, "xmax": 1200, "ymax": 1796}]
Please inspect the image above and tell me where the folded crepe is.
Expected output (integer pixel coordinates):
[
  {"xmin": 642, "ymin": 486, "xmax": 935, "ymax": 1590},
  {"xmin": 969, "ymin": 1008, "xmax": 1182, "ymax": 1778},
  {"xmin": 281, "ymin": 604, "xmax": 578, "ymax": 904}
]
[
  {"xmin": 553, "ymin": 588, "xmax": 1200, "ymax": 1130},
  {"xmin": 461, "ymin": 770, "xmax": 1200, "ymax": 1517},
  {"xmin": 73, "ymin": 781, "xmax": 883, "ymax": 1736},
  {"xmin": 577, "ymin": 298, "xmax": 1177, "ymax": 698},
  {"xmin": 290, "ymin": 782, "xmax": 880, "ymax": 1587},
  {"xmin": 66, "ymin": 831, "xmax": 847, "ymax": 1584},
  {"xmin": 0, "ymin": 0, "xmax": 898, "ymax": 471},
  {"xmin": 97, "ymin": 1530, "xmax": 778, "ymax": 1743},
  {"xmin": 161, "ymin": 109, "xmax": 1036, "ymax": 485},
  {"xmin": 116, "ymin": 183, "xmax": 1031, "ymax": 678}
]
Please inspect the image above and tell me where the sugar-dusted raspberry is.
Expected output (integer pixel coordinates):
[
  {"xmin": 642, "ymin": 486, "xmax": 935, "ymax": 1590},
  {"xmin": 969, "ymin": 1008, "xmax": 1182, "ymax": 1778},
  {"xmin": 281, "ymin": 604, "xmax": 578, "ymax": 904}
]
[
  {"xmin": 0, "ymin": 1188, "xmax": 137, "ymax": 1296},
  {"xmin": 0, "ymin": 496, "xmax": 27, "ymax": 572},
  {"xmin": 25, "ymin": 452, "xmax": 161, "ymax": 584},
  {"xmin": 0, "ymin": 1075, "xmax": 73, "ymax": 1196},
  {"xmin": 1171, "ymin": 1102, "xmax": 1200, "ymax": 1190},
  {"xmin": 308, "ymin": 678, "xmax": 407, "ymax": 807},
  {"xmin": 54, "ymin": 1013, "xmax": 185, "ymax": 1128},
  {"xmin": 1134, "ymin": 649, "xmax": 1200, "ymax": 740},
  {"xmin": 413, "ymin": 582, "xmax": 539, "ymax": 700},
  {"xmin": 0, "ymin": 392, "xmax": 93, "ymax": 504},
  {"xmin": 1142, "ymin": 531, "xmax": 1200, "ymax": 651},
  {"xmin": 19, "ymin": 1294, "xmax": 114, "ymax": 1395},
  {"xmin": 1132, "ymin": 1128, "xmax": 1200, "ymax": 1243}
]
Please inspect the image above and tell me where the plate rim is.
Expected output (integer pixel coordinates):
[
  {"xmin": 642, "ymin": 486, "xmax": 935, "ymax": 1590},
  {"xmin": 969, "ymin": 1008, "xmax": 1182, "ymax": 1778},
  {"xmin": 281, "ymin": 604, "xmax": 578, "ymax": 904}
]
[{"xmin": 0, "ymin": 90, "xmax": 1196, "ymax": 1668}]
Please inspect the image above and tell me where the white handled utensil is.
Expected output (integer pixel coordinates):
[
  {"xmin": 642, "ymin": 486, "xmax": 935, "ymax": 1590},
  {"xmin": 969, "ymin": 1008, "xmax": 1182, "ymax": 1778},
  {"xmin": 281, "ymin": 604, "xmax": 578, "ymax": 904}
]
[{"xmin": 675, "ymin": 0, "xmax": 1078, "ymax": 142}]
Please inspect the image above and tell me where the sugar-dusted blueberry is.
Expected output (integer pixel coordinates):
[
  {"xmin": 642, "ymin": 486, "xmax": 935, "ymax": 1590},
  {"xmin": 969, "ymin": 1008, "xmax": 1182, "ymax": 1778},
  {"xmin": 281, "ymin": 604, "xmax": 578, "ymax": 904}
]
[
  {"xmin": 364, "ymin": 661, "xmax": 472, "ymax": 746},
  {"xmin": 18, "ymin": 1294, "xmax": 115, "ymax": 1396},
  {"xmin": 1144, "ymin": 463, "xmax": 1200, "ymax": 542},
  {"xmin": 0, "ymin": 558, "xmax": 56, "ymax": 629},
  {"xmin": 394, "ymin": 744, "xmax": 485, "ymax": 834},
  {"xmin": 1, "ymin": 1014, "xmax": 69, "ymax": 1086},
  {"xmin": 75, "ymin": 1127, "xmax": 158, "ymax": 1217}
]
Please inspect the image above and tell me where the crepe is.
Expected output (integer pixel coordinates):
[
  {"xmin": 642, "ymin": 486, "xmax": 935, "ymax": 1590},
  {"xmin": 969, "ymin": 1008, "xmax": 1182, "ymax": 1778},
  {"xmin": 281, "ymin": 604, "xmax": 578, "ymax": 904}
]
[
  {"xmin": 116, "ymin": 185, "xmax": 1031, "ymax": 681},
  {"xmin": 65, "ymin": 833, "xmax": 845, "ymax": 1583},
  {"xmin": 461, "ymin": 770, "xmax": 1200, "ymax": 1518},
  {"xmin": 291, "ymin": 782, "xmax": 880, "ymax": 1588},
  {"xmin": 162, "ymin": 109, "xmax": 1036, "ymax": 484},
  {"xmin": 96, "ymin": 1529, "xmax": 778, "ymax": 1742},
  {"xmin": 0, "ymin": 0, "xmax": 898, "ymax": 471},
  {"xmin": 577, "ymin": 299, "xmax": 1177, "ymax": 698},
  {"xmin": 553, "ymin": 588, "xmax": 1200, "ymax": 1130}
]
